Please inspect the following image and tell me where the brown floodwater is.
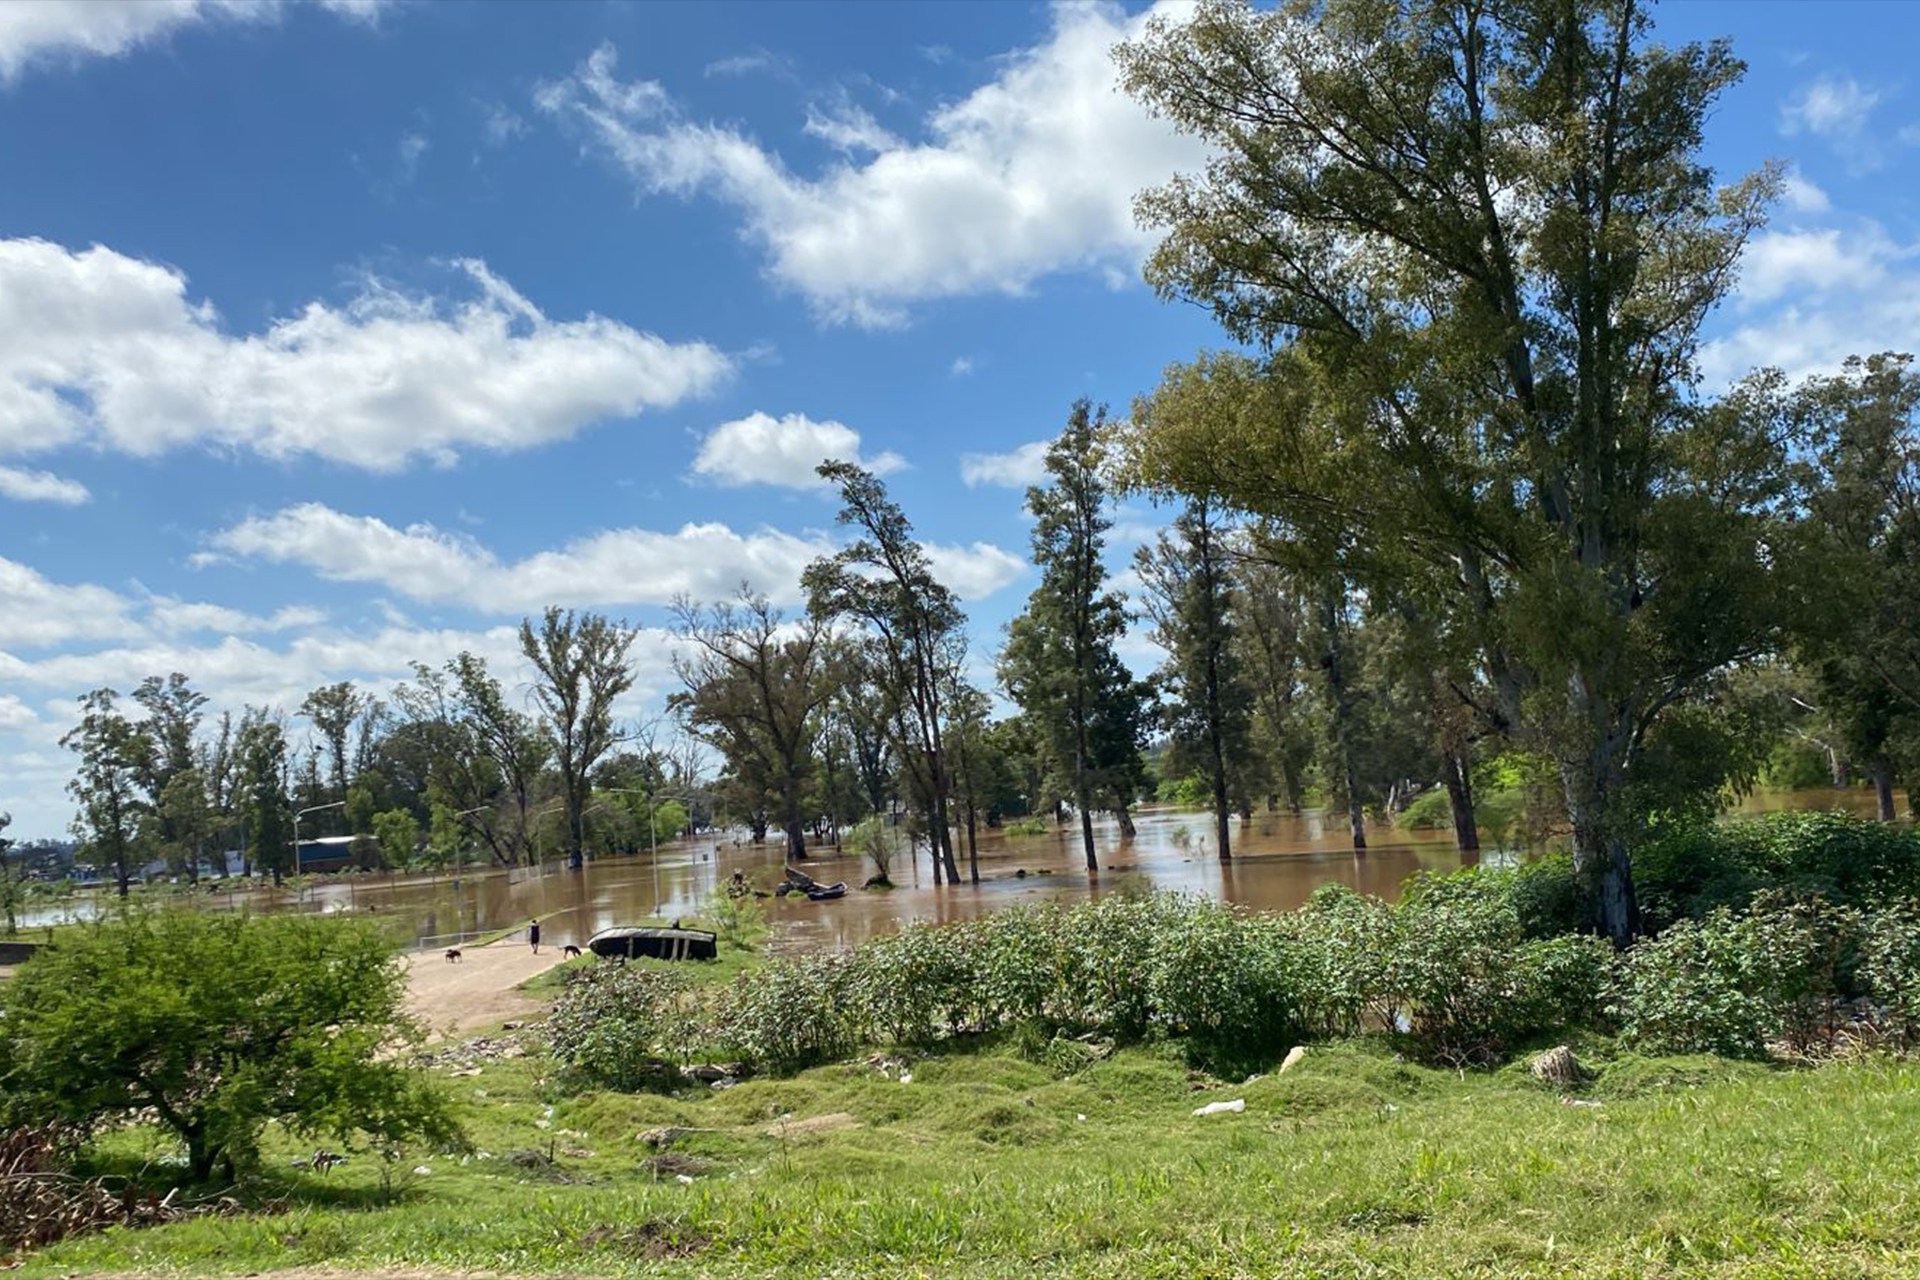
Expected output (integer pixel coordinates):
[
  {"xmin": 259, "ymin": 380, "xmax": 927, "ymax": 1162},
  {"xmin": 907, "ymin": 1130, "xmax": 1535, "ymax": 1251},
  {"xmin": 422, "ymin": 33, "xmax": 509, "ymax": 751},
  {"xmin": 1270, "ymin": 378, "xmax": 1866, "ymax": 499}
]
[
  {"xmin": 26, "ymin": 787, "xmax": 1886, "ymax": 953},
  {"xmin": 207, "ymin": 786, "xmax": 1897, "ymax": 953}
]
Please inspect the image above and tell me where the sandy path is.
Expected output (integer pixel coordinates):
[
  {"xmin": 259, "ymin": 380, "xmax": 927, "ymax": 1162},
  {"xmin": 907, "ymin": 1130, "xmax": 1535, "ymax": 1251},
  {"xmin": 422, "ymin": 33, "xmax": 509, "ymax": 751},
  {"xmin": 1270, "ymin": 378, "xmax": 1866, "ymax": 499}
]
[{"xmin": 404, "ymin": 939, "xmax": 566, "ymax": 1038}]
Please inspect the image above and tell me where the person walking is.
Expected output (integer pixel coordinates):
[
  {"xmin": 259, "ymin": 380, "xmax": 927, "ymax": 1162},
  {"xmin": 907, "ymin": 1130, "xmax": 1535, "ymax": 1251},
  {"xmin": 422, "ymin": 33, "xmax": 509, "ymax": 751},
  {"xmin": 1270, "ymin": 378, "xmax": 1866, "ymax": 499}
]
[{"xmin": 528, "ymin": 917, "xmax": 541, "ymax": 954}]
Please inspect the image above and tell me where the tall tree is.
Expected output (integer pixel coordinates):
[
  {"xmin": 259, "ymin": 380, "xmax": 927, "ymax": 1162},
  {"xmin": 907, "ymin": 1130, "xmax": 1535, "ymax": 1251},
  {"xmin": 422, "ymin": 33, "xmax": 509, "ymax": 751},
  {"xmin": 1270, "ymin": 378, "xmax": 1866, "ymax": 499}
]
[
  {"xmin": 1119, "ymin": 0, "xmax": 1787, "ymax": 943},
  {"xmin": 672, "ymin": 589, "xmax": 830, "ymax": 862},
  {"xmin": 1001, "ymin": 400, "xmax": 1149, "ymax": 871},
  {"xmin": 300, "ymin": 681, "xmax": 364, "ymax": 805},
  {"xmin": 1136, "ymin": 495, "xmax": 1250, "ymax": 861},
  {"xmin": 804, "ymin": 463, "xmax": 965, "ymax": 885},
  {"xmin": 1232, "ymin": 558, "xmax": 1315, "ymax": 814},
  {"xmin": 448, "ymin": 652, "xmax": 551, "ymax": 864},
  {"xmin": 131, "ymin": 673, "xmax": 208, "ymax": 875},
  {"xmin": 1793, "ymin": 353, "xmax": 1920, "ymax": 820},
  {"xmin": 62, "ymin": 689, "xmax": 149, "ymax": 896},
  {"xmin": 237, "ymin": 715, "xmax": 292, "ymax": 885},
  {"xmin": 520, "ymin": 608, "xmax": 637, "ymax": 871}
]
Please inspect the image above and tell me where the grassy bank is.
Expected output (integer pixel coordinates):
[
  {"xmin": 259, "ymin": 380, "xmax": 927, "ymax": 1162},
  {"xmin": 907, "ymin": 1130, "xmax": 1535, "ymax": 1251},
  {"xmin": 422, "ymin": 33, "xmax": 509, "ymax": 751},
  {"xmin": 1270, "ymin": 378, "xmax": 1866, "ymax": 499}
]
[{"xmin": 20, "ymin": 1030, "xmax": 1920, "ymax": 1278}]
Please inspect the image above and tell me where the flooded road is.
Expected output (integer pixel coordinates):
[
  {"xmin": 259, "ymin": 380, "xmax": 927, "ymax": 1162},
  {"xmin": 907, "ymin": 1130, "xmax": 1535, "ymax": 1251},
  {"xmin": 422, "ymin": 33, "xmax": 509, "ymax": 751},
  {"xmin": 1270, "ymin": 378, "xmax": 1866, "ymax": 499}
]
[{"xmin": 27, "ymin": 788, "xmax": 1886, "ymax": 954}]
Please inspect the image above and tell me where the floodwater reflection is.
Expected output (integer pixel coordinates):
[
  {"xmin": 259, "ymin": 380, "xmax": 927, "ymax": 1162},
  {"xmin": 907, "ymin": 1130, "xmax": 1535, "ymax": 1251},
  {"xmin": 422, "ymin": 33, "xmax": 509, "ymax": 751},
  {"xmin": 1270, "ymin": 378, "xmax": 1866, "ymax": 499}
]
[{"xmin": 26, "ymin": 788, "xmax": 1886, "ymax": 953}]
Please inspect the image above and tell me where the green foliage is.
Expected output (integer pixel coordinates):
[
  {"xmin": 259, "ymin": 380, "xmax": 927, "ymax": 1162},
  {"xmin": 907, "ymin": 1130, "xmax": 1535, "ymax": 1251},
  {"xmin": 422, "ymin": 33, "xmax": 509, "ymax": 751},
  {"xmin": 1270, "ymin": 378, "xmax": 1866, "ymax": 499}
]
[
  {"xmin": 1000, "ymin": 816, "xmax": 1050, "ymax": 838},
  {"xmin": 372, "ymin": 808, "xmax": 418, "ymax": 869},
  {"xmin": 1609, "ymin": 893, "xmax": 1860, "ymax": 1059},
  {"xmin": 0, "ymin": 910, "xmax": 456, "ymax": 1181},
  {"xmin": 1634, "ymin": 810, "xmax": 1920, "ymax": 930},
  {"xmin": 546, "ymin": 963, "xmax": 699, "ymax": 1090},
  {"xmin": 700, "ymin": 886, "xmax": 767, "ymax": 951},
  {"xmin": 1154, "ymin": 773, "xmax": 1210, "ymax": 808},
  {"xmin": 712, "ymin": 953, "xmax": 861, "ymax": 1075},
  {"xmin": 1859, "ymin": 900, "xmax": 1920, "ymax": 1049},
  {"xmin": 1388, "ymin": 873, "xmax": 1611, "ymax": 1066}
]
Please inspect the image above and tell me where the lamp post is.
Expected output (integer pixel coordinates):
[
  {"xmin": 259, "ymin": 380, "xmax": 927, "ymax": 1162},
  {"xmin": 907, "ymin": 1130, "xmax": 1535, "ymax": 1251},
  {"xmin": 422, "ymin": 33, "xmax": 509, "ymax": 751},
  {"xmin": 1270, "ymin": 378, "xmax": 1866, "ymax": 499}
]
[{"xmin": 292, "ymin": 800, "xmax": 345, "ymax": 883}]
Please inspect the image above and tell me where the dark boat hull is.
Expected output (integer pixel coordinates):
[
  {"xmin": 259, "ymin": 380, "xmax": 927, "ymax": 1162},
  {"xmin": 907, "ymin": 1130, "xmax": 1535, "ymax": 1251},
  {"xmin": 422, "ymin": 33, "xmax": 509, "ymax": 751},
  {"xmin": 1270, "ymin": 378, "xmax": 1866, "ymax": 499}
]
[
  {"xmin": 587, "ymin": 926, "xmax": 718, "ymax": 961},
  {"xmin": 805, "ymin": 883, "xmax": 847, "ymax": 901}
]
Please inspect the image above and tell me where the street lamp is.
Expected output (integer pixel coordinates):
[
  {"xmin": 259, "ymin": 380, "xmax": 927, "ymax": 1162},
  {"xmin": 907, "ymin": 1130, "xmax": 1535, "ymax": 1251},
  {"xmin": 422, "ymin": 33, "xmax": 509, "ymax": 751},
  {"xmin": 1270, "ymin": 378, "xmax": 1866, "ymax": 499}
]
[{"xmin": 292, "ymin": 800, "xmax": 346, "ymax": 878}]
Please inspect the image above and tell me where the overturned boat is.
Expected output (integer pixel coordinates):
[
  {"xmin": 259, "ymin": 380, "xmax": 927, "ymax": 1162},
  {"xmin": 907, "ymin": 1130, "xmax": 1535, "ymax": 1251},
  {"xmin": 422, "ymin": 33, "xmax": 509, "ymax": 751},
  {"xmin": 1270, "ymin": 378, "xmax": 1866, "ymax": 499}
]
[{"xmin": 586, "ymin": 925, "xmax": 718, "ymax": 961}]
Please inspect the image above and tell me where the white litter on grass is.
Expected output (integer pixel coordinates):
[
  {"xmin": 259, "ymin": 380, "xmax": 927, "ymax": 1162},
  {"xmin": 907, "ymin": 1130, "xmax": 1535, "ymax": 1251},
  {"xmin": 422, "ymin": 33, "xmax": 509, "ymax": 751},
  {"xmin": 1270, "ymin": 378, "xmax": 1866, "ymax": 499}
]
[
  {"xmin": 898, "ymin": 1072, "xmax": 914, "ymax": 1084},
  {"xmin": 1192, "ymin": 1098, "xmax": 1246, "ymax": 1116},
  {"xmin": 676, "ymin": 1174, "xmax": 695, "ymax": 1184},
  {"xmin": 413, "ymin": 1165, "xmax": 432, "ymax": 1176},
  {"xmin": 534, "ymin": 1119, "xmax": 551, "ymax": 1129}
]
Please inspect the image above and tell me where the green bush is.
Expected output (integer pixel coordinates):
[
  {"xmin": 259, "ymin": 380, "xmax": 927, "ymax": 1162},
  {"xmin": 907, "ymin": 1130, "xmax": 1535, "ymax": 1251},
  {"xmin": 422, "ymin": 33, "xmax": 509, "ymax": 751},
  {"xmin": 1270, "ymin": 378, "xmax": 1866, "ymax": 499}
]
[
  {"xmin": 1286, "ymin": 884, "xmax": 1394, "ymax": 1039},
  {"xmin": 546, "ymin": 963, "xmax": 700, "ymax": 1089},
  {"xmin": 713, "ymin": 952, "xmax": 860, "ymax": 1074},
  {"xmin": 1635, "ymin": 811, "xmax": 1920, "ymax": 929},
  {"xmin": 1609, "ymin": 893, "xmax": 1860, "ymax": 1058},
  {"xmin": 1858, "ymin": 900, "xmax": 1920, "ymax": 1048},
  {"xmin": 0, "ymin": 910, "xmax": 457, "ymax": 1181},
  {"xmin": 1388, "ymin": 873, "xmax": 1610, "ymax": 1065},
  {"xmin": 1396, "ymin": 788, "xmax": 1454, "ymax": 830}
]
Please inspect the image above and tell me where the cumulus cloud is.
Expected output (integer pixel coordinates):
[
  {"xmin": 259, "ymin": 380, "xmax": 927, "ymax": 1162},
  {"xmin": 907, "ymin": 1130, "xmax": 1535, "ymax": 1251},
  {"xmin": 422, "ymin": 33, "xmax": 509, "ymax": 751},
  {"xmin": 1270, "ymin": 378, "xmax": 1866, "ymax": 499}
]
[
  {"xmin": 922, "ymin": 541, "xmax": 1025, "ymax": 599},
  {"xmin": 0, "ymin": 238, "xmax": 732, "ymax": 471},
  {"xmin": 693, "ymin": 411, "xmax": 904, "ymax": 489},
  {"xmin": 0, "ymin": 0, "xmax": 383, "ymax": 81},
  {"xmin": 960, "ymin": 440, "xmax": 1050, "ymax": 488},
  {"xmin": 535, "ymin": 1, "xmax": 1205, "ymax": 325},
  {"xmin": 0, "ymin": 554, "xmax": 338, "ymax": 650},
  {"xmin": 0, "ymin": 465, "xmax": 88, "ymax": 504},
  {"xmin": 1703, "ymin": 217, "xmax": 1920, "ymax": 386},
  {"xmin": 208, "ymin": 502, "xmax": 1026, "ymax": 606}
]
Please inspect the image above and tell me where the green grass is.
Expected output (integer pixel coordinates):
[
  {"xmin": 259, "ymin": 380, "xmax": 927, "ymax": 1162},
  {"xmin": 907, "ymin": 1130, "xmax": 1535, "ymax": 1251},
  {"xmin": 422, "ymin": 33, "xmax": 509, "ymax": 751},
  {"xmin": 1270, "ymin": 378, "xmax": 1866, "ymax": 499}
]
[{"xmin": 19, "ymin": 1026, "xmax": 1920, "ymax": 1278}]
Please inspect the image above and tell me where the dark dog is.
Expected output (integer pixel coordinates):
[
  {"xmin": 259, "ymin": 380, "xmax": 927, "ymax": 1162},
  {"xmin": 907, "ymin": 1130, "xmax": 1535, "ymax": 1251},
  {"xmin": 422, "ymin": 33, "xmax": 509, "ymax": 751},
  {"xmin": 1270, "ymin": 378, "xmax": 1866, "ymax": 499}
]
[
  {"xmin": 444, "ymin": 948, "xmax": 462, "ymax": 963},
  {"xmin": 561, "ymin": 944, "xmax": 582, "ymax": 959}
]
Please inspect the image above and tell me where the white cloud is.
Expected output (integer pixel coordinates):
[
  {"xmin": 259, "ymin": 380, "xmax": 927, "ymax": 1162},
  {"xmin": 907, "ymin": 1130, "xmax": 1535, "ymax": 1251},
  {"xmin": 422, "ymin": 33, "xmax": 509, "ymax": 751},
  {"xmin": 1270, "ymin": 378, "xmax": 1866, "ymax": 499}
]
[
  {"xmin": 144, "ymin": 598, "xmax": 325, "ymax": 636},
  {"xmin": 692, "ymin": 411, "xmax": 904, "ymax": 489},
  {"xmin": 1781, "ymin": 74, "xmax": 1887, "ymax": 172},
  {"xmin": 960, "ymin": 440, "xmax": 1049, "ymax": 488},
  {"xmin": 481, "ymin": 102, "xmax": 527, "ymax": 146},
  {"xmin": 208, "ymin": 502, "xmax": 1027, "ymax": 606},
  {"xmin": 0, "ymin": 238, "xmax": 732, "ymax": 471},
  {"xmin": 0, "ymin": 556, "xmax": 142, "ymax": 648},
  {"xmin": 923, "ymin": 541, "xmax": 1026, "ymax": 599},
  {"xmin": 0, "ymin": 0, "xmax": 382, "ymax": 82},
  {"xmin": 1704, "ymin": 217, "xmax": 1920, "ymax": 386},
  {"xmin": 1781, "ymin": 168, "xmax": 1831, "ymax": 214},
  {"xmin": 535, "ymin": 1, "xmax": 1205, "ymax": 325},
  {"xmin": 208, "ymin": 503, "xmax": 838, "ymax": 609},
  {"xmin": 803, "ymin": 97, "xmax": 901, "ymax": 155},
  {"xmin": 0, "ymin": 465, "xmax": 88, "ymax": 504},
  {"xmin": 0, "ymin": 693, "xmax": 37, "ymax": 730},
  {"xmin": 949, "ymin": 355, "xmax": 976, "ymax": 377}
]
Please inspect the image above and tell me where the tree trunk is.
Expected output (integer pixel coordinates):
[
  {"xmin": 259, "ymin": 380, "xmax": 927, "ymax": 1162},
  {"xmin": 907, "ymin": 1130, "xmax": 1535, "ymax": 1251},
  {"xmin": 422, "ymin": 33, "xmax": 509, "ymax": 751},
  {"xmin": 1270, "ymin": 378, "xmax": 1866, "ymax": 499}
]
[
  {"xmin": 1115, "ymin": 801, "xmax": 1137, "ymax": 839},
  {"xmin": 1442, "ymin": 746, "xmax": 1480, "ymax": 852},
  {"xmin": 1562, "ymin": 755, "xmax": 1639, "ymax": 949},
  {"xmin": 964, "ymin": 798, "xmax": 980, "ymax": 884},
  {"xmin": 1319, "ymin": 581, "xmax": 1365, "ymax": 851},
  {"xmin": 1871, "ymin": 753, "xmax": 1897, "ymax": 822},
  {"xmin": 783, "ymin": 784, "xmax": 808, "ymax": 861},
  {"xmin": 925, "ymin": 805, "xmax": 944, "ymax": 885},
  {"xmin": 1075, "ymin": 759, "xmax": 1098, "ymax": 872}
]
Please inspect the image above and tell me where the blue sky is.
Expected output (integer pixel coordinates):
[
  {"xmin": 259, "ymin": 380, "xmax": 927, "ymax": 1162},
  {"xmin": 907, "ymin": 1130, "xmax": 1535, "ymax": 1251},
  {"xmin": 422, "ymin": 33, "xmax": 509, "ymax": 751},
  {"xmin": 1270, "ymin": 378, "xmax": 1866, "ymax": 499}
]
[{"xmin": 1, "ymin": 0, "xmax": 1916, "ymax": 838}]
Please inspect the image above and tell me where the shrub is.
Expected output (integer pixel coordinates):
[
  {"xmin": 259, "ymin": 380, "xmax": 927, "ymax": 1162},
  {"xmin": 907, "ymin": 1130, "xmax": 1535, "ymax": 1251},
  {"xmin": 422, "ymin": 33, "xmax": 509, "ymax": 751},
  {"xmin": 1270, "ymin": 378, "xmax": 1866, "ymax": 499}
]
[
  {"xmin": 1396, "ymin": 788, "xmax": 1454, "ymax": 830},
  {"xmin": 0, "ymin": 910, "xmax": 457, "ymax": 1182},
  {"xmin": 1388, "ymin": 873, "xmax": 1608, "ymax": 1065},
  {"xmin": 1609, "ymin": 893, "xmax": 1860, "ymax": 1058},
  {"xmin": 1144, "ymin": 906, "xmax": 1302, "ymax": 1068},
  {"xmin": 1634, "ymin": 811, "xmax": 1920, "ymax": 929},
  {"xmin": 1000, "ymin": 817, "xmax": 1050, "ymax": 838},
  {"xmin": 713, "ymin": 953, "xmax": 860, "ymax": 1074},
  {"xmin": 1286, "ymin": 884, "xmax": 1394, "ymax": 1038},
  {"xmin": 848, "ymin": 923, "xmax": 983, "ymax": 1043},
  {"xmin": 547, "ymin": 963, "xmax": 700, "ymax": 1089},
  {"xmin": 1858, "ymin": 900, "xmax": 1920, "ymax": 1048}
]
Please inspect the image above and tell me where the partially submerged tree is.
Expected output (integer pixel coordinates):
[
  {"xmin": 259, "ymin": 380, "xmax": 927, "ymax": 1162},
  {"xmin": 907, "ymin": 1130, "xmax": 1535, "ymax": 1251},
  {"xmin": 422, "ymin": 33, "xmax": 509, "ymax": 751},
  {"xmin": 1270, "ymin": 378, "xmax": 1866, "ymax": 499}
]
[
  {"xmin": 520, "ymin": 608, "xmax": 638, "ymax": 871},
  {"xmin": 1119, "ymin": 0, "xmax": 1787, "ymax": 943},
  {"xmin": 1001, "ymin": 401, "xmax": 1151, "ymax": 870},
  {"xmin": 805, "ymin": 462, "xmax": 965, "ymax": 885},
  {"xmin": 673, "ymin": 589, "xmax": 830, "ymax": 863},
  {"xmin": 1136, "ymin": 495, "xmax": 1250, "ymax": 861}
]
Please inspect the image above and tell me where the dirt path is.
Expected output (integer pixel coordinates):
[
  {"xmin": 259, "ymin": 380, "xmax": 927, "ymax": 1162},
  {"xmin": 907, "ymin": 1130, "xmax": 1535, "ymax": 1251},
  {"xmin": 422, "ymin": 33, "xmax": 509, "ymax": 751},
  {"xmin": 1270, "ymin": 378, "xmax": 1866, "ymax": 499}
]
[{"xmin": 404, "ymin": 939, "xmax": 566, "ymax": 1038}]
